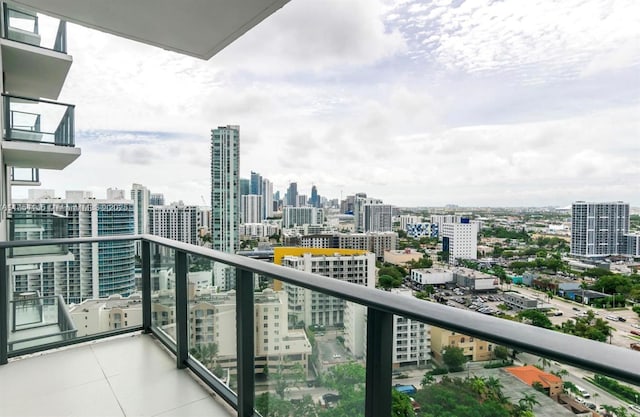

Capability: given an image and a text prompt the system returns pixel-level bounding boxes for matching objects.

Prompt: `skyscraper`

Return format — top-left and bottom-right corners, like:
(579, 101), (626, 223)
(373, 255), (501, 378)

(310, 185), (319, 208)
(131, 183), (150, 235)
(286, 182), (298, 207)
(571, 201), (629, 257)
(211, 125), (240, 253)
(250, 171), (263, 195)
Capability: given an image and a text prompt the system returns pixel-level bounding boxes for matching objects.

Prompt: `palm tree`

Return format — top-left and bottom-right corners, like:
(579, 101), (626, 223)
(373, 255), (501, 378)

(469, 376), (487, 399)
(537, 357), (551, 371)
(485, 376), (505, 402)
(518, 392), (540, 411)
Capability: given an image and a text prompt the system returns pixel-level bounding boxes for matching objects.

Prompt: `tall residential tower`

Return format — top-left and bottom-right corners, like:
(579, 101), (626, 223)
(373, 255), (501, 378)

(211, 126), (240, 253)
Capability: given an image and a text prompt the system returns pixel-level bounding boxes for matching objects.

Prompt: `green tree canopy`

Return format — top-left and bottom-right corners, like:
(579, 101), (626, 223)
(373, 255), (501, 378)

(442, 345), (468, 371)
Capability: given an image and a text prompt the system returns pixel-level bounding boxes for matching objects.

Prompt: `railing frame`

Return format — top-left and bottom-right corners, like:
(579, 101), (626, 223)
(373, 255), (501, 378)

(1, 234), (640, 417)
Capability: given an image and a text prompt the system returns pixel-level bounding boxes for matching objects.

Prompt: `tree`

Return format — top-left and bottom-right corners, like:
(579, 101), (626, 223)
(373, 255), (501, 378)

(379, 274), (402, 290)
(517, 310), (553, 329)
(421, 373), (435, 387)
(494, 345), (509, 362)
(392, 389), (415, 417)
(442, 345), (468, 371)
(517, 392), (540, 411)
(255, 392), (291, 417)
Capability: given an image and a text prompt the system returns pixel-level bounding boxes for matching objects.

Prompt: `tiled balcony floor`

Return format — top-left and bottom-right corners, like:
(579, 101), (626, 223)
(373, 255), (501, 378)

(0, 333), (235, 417)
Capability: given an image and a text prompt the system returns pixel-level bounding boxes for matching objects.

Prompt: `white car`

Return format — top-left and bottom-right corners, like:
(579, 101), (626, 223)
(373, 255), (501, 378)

(629, 404), (640, 413)
(605, 315), (619, 321)
(632, 323), (640, 330)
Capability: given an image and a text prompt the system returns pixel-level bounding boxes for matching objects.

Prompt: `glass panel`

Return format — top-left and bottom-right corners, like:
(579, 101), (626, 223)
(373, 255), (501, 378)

(6, 238), (140, 354)
(187, 257), (237, 391)
(4, 3), (66, 52)
(4, 95), (74, 146)
(256, 279), (365, 417)
(150, 243), (176, 348)
(7, 212), (68, 258)
(10, 167), (39, 183)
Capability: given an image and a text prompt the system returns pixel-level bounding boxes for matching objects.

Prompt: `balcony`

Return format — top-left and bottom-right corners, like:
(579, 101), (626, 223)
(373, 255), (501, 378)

(0, 1), (71, 100)
(2, 94), (80, 169)
(7, 213), (72, 265)
(1, 235), (639, 417)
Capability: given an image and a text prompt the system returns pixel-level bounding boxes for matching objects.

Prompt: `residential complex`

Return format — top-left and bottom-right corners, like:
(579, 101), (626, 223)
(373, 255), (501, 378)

(13, 190), (136, 302)
(570, 201), (630, 257)
(441, 218), (479, 264)
(430, 327), (496, 363)
(274, 247), (375, 327)
(148, 202), (199, 245)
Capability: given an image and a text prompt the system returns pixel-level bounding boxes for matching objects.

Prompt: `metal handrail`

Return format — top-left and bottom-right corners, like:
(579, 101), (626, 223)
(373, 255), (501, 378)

(0, 234), (638, 385)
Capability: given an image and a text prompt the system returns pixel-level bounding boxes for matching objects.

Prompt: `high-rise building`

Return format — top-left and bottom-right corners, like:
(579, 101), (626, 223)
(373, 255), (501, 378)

(250, 171), (262, 195)
(131, 183), (150, 235)
(275, 247), (375, 327)
(571, 201), (630, 258)
(211, 125), (240, 253)
(282, 206), (322, 228)
(13, 190), (135, 302)
(353, 196), (382, 232)
(363, 204), (393, 232)
(441, 218), (478, 264)
(241, 194), (262, 224)
(149, 202), (199, 245)
(286, 182), (298, 207)
(149, 193), (165, 206)
(261, 178), (273, 219)
(240, 178), (251, 197)
(310, 185), (319, 208)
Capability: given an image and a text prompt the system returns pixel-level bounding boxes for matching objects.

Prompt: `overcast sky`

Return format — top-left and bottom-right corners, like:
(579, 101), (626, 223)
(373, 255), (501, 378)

(20, 0), (640, 207)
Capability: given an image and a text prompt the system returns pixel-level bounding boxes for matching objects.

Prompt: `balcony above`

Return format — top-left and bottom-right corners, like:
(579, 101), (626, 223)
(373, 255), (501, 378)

(12, 0), (291, 60)
(2, 94), (80, 170)
(1, 2), (71, 100)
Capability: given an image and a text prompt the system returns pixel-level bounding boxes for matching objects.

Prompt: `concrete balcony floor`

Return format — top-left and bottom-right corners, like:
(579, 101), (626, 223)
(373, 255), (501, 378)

(0, 333), (235, 417)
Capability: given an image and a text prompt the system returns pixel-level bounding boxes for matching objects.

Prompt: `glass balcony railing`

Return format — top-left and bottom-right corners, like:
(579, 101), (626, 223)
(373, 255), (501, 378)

(10, 167), (39, 183)
(7, 213), (68, 258)
(1, 1), (67, 53)
(3, 94), (75, 146)
(1, 235), (639, 417)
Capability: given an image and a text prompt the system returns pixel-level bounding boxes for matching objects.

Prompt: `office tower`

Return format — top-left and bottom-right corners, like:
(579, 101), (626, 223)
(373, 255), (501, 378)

(261, 178), (273, 219)
(241, 194), (262, 224)
(13, 190), (135, 302)
(286, 182), (298, 207)
(211, 125), (240, 253)
(131, 183), (150, 235)
(282, 206), (322, 228)
(441, 218), (478, 264)
(149, 202), (198, 245)
(250, 171), (262, 195)
(150, 193), (165, 206)
(240, 178), (250, 197)
(275, 247), (375, 326)
(310, 185), (319, 208)
(297, 194), (307, 207)
(571, 201), (630, 257)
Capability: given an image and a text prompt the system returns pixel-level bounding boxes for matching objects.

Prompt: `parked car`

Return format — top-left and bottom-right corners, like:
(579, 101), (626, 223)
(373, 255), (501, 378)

(605, 315), (619, 321)
(617, 316), (626, 322)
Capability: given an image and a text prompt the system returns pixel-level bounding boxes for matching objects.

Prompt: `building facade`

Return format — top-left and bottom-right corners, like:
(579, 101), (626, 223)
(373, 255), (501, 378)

(149, 203), (199, 245)
(211, 125), (240, 253)
(571, 201), (630, 257)
(441, 219), (478, 264)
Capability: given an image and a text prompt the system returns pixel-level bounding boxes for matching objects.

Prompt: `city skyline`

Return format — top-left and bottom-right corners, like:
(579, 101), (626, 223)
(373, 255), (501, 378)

(9, 0), (639, 207)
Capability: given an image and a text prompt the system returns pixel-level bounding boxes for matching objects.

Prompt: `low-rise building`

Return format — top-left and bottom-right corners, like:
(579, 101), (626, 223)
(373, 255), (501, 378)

(384, 249), (423, 266)
(506, 365), (563, 398)
(430, 327), (495, 363)
(503, 292), (538, 310)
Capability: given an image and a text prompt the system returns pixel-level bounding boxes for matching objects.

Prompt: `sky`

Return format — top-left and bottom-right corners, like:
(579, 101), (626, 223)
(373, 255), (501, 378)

(20, 0), (640, 207)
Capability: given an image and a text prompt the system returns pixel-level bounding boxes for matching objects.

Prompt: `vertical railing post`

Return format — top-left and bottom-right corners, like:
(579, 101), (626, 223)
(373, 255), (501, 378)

(236, 268), (255, 417)
(175, 250), (188, 369)
(365, 307), (393, 417)
(0, 247), (8, 365)
(142, 239), (151, 333)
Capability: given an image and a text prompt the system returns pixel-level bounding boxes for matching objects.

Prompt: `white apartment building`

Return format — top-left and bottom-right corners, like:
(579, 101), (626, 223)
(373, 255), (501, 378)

(344, 289), (431, 368)
(149, 202), (199, 245)
(353, 196), (382, 232)
(69, 293), (143, 336)
(399, 215), (420, 231)
(282, 206), (323, 228)
(391, 289), (431, 368)
(241, 194), (262, 224)
(211, 125), (240, 253)
(239, 222), (280, 240)
(297, 231), (398, 260)
(280, 251), (376, 327)
(363, 204), (393, 232)
(571, 201), (630, 257)
(441, 220), (478, 264)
